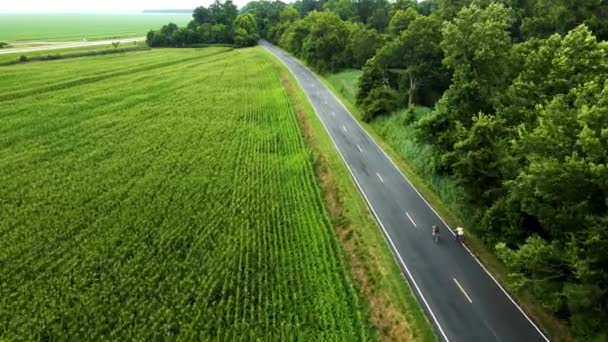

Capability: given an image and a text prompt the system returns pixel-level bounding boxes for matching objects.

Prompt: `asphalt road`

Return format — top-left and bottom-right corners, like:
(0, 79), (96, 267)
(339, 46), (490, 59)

(261, 40), (550, 342)
(0, 37), (144, 55)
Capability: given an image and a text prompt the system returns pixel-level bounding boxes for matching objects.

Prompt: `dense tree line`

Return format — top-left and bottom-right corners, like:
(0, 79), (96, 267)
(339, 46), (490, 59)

(146, 0), (259, 47)
(251, 0), (608, 339)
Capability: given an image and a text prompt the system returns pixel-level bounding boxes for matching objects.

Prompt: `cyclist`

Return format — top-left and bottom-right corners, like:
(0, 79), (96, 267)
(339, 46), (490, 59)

(432, 225), (440, 243)
(455, 226), (465, 243)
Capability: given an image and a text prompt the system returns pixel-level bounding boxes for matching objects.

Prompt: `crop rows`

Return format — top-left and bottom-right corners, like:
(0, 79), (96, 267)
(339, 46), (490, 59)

(0, 47), (370, 339)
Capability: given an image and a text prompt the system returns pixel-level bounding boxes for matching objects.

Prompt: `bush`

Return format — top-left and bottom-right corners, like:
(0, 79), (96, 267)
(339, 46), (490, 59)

(403, 108), (417, 125)
(0, 42), (9, 49)
(19, 55), (27, 63)
(361, 86), (400, 122)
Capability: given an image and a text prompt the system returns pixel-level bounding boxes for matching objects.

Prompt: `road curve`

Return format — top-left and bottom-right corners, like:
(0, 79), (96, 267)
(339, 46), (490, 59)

(0, 37), (145, 55)
(261, 40), (549, 342)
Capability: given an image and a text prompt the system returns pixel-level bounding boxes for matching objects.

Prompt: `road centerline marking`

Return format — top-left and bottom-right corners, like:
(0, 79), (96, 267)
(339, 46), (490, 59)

(376, 172), (384, 183)
(331, 111), (335, 117)
(356, 144), (362, 153)
(453, 278), (473, 303)
(405, 211), (417, 228)
(342, 125), (348, 133)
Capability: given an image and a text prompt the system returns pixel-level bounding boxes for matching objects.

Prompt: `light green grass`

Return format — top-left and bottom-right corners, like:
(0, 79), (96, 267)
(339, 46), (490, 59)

(0, 47), (371, 340)
(0, 42), (147, 65)
(324, 69), (573, 342)
(0, 13), (191, 41)
(264, 51), (436, 342)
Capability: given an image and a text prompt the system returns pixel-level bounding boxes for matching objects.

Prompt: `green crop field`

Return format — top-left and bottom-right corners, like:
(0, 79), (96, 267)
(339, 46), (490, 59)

(0, 47), (370, 339)
(0, 13), (191, 41)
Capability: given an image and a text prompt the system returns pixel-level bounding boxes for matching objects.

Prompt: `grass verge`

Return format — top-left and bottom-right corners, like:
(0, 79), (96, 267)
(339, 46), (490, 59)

(262, 48), (436, 342)
(321, 71), (574, 342)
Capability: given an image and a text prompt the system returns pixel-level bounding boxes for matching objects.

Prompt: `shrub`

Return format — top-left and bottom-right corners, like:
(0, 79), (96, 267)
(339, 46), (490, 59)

(361, 86), (400, 122)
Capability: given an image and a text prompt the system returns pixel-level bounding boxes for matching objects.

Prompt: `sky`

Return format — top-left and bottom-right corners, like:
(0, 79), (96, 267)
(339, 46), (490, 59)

(0, 0), (254, 12)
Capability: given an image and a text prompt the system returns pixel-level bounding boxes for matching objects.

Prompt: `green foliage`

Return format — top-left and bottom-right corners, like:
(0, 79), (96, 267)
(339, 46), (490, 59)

(0, 47), (370, 340)
(0, 41), (9, 48)
(390, 0), (418, 17)
(344, 23), (383, 69)
(323, 0), (356, 21)
(233, 13), (260, 47)
(356, 59), (385, 105)
(301, 11), (349, 72)
(241, 0), (286, 38)
(440, 3), (513, 121)
(388, 8), (418, 36)
(518, 0), (608, 41)
(502, 25), (608, 127)
(437, 0), (471, 20)
(363, 14), (449, 107)
(280, 6), (300, 22)
(361, 86), (400, 122)
(444, 113), (511, 204)
(368, 5), (390, 32)
(148, 0), (248, 47)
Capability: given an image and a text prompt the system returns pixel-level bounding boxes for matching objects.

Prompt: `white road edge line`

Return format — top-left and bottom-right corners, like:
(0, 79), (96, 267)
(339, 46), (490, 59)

(282, 46), (551, 342)
(376, 172), (384, 183)
(453, 278), (473, 303)
(264, 42), (451, 342)
(342, 125), (348, 133)
(406, 211), (417, 228)
(356, 144), (362, 153)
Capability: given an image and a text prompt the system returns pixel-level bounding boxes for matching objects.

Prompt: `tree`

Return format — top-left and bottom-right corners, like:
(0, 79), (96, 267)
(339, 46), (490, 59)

(345, 23), (383, 68)
(268, 6), (300, 43)
(323, 0), (356, 21)
(280, 6), (300, 22)
(193, 6), (211, 25)
(419, 3), (513, 161)
(501, 25), (608, 127)
(356, 58), (385, 105)
(242, 1), (286, 38)
(208, 0), (238, 28)
(278, 19), (309, 55)
(373, 15), (449, 107)
(437, 0), (471, 20)
(444, 113), (510, 204)
(233, 14), (260, 47)
(388, 8), (418, 36)
(417, 0), (440, 16)
(301, 11), (349, 72)
(294, 0), (324, 17)
(211, 24), (231, 43)
(361, 86), (400, 121)
(390, 0), (417, 17)
(440, 3), (513, 121)
(197, 23), (214, 43)
(367, 0), (390, 32)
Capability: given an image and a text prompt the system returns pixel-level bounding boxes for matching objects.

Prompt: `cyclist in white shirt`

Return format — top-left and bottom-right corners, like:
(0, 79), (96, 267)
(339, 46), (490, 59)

(455, 227), (464, 243)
